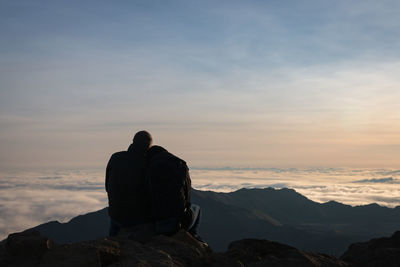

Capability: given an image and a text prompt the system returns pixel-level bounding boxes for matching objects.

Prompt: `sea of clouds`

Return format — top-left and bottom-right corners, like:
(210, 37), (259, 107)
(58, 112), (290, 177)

(0, 167), (399, 240)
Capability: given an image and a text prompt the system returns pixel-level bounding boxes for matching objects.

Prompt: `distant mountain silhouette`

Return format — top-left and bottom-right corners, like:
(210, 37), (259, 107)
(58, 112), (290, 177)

(21, 188), (400, 256)
(31, 208), (109, 244)
(192, 188), (400, 255)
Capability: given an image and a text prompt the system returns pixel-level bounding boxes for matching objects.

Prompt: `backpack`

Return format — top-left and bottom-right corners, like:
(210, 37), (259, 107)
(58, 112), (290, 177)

(146, 151), (192, 234)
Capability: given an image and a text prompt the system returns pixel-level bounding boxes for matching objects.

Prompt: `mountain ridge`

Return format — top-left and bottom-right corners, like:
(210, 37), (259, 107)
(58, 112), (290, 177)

(3, 187), (399, 256)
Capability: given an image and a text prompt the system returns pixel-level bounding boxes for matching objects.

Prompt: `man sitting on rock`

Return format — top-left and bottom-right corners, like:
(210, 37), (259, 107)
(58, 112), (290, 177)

(105, 130), (153, 236)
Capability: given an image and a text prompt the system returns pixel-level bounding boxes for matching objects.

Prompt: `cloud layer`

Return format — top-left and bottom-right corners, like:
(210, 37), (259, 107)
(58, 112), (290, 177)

(191, 168), (400, 209)
(0, 169), (108, 240)
(353, 177), (399, 184)
(1, 167), (399, 240)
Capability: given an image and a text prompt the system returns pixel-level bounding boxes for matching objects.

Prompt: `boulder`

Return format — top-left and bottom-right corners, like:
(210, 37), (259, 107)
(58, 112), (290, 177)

(0, 229), (210, 267)
(209, 238), (349, 267)
(1, 230), (53, 266)
(341, 231), (400, 267)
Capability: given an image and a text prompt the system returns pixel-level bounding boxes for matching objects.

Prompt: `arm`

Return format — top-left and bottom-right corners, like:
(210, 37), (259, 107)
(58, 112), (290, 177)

(105, 156), (112, 192)
(183, 162), (191, 206)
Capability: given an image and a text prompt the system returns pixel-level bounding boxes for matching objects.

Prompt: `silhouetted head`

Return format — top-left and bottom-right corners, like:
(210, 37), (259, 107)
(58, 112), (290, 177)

(130, 130), (153, 154)
(146, 145), (167, 160)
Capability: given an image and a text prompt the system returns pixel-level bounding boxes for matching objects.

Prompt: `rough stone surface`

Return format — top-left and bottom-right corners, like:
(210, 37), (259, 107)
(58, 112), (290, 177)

(1, 229), (400, 266)
(341, 231), (400, 267)
(209, 239), (349, 267)
(1, 230), (53, 267)
(0, 229), (209, 267)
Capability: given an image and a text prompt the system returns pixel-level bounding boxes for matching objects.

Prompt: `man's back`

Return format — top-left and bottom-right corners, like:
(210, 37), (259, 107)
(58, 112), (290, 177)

(106, 147), (151, 224)
(146, 146), (192, 234)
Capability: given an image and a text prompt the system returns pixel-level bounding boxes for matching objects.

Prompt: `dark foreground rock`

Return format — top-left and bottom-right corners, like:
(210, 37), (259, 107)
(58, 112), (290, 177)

(341, 231), (400, 267)
(210, 239), (349, 267)
(1, 229), (398, 267)
(0, 229), (209, 267)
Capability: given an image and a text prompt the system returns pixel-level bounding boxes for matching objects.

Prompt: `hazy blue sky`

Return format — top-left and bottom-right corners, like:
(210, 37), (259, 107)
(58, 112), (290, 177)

(1, 0), (399, 168)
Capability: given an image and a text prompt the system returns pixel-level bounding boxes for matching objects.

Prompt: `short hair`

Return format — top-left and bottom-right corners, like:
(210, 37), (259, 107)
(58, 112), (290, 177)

(146, 145), (167, 160)
(132, 130), (153, 153)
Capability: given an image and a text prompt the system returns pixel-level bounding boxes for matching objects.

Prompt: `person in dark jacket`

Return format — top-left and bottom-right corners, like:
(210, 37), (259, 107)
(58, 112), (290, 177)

(105, 130), (153, 236)
(146, 145), (201, 238)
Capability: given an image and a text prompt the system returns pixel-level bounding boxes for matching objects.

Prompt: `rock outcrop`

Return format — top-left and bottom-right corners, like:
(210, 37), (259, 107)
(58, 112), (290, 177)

(209, 239), (349, 267)
(0, 229), (209, 267)
(1, 229), (399, 266)
(341, 231), (400, 267)
(0, 229), (351, 267)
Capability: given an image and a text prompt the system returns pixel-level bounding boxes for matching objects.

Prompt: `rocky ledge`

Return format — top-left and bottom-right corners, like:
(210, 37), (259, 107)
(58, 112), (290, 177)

(341, 231), (400, 267)
(1, 229), (399, 266)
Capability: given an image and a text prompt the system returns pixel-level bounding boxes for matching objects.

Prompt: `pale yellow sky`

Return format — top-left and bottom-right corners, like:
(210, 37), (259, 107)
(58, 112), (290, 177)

(1, 1), (399, 169)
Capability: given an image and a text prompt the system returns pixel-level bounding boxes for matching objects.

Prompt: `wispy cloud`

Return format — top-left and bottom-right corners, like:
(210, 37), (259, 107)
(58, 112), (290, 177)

(1, 1), (400, 168)
(353, 177), (399, 184)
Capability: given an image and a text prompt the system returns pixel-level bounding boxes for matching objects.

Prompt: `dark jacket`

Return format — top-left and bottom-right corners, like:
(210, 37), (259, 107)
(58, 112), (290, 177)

(146, 149), (192, 234)
(105, 144), (151, 224)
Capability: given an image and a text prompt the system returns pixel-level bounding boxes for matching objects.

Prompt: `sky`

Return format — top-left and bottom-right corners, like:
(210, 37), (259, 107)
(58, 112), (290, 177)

(1, 0), (400, 169)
